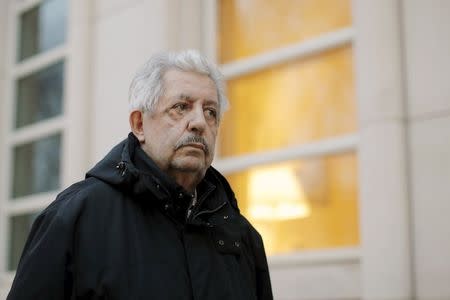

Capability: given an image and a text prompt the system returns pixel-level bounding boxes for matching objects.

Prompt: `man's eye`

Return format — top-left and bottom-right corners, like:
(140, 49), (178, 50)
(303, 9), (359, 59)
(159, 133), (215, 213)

(205, 108), (217, 119)
(173, 103), (188, 112)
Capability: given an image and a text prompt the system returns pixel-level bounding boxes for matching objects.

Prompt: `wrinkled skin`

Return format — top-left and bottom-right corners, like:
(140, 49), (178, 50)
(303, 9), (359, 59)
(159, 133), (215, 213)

(130, 69), (219, 192)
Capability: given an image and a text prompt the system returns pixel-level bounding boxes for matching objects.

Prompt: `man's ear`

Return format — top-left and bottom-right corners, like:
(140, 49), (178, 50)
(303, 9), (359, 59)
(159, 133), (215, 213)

(129, 110), (145, 142)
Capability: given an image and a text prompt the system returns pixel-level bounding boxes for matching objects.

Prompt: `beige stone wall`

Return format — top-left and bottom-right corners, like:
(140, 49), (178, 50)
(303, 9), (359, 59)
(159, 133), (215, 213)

(403, 1), (450, 299)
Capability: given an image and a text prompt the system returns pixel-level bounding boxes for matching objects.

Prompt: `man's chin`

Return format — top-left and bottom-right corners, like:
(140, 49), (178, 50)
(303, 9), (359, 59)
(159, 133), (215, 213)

(170, 157), (208, 173)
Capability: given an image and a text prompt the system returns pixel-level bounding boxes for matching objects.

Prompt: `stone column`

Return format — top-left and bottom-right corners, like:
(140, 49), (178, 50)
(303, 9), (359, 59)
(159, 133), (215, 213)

(352, 0), (412, 299)
(64, 0), (93, 185)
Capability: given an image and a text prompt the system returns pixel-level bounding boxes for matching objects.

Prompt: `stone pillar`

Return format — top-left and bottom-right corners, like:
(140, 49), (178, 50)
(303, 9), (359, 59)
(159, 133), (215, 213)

(352, 0), (412, 299)
(64, 0), (93, 184)
(403, 1), (450, 299)
(0, 1), (9, 296)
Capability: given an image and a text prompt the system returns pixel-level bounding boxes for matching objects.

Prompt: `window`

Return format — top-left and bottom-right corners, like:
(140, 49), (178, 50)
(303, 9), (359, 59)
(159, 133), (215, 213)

(15, 61), (64, 128)
(18, 0), (67, 61)
(12, 134), (62, 198)
(8, 212), (40, 271)
(216, 0), (359, 255)
(2, 0), (68, 272)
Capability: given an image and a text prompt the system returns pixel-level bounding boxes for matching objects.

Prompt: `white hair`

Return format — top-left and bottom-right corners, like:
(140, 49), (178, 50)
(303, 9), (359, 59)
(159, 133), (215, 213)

(128, 49), (229, 120)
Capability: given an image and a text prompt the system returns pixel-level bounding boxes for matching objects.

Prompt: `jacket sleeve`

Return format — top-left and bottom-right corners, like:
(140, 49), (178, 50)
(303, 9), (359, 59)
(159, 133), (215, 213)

(7, 198), (76, 300)
(248, 226), (274, 300)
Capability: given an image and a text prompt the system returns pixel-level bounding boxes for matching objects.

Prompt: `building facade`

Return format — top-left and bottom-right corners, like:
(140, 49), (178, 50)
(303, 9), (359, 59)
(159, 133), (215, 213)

(0, 0), (449, 299)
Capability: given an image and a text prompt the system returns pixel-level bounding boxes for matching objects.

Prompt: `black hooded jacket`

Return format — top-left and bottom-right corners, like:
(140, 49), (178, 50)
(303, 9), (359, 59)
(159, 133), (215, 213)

(7, 133), (273, 300)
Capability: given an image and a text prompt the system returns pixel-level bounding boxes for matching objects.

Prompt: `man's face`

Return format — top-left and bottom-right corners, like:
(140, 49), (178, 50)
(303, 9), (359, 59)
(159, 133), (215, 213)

(140, 69), (219, 178)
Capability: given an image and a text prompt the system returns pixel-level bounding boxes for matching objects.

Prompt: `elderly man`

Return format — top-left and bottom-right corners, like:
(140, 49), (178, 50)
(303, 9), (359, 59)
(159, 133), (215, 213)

(8, 50), (273, 299)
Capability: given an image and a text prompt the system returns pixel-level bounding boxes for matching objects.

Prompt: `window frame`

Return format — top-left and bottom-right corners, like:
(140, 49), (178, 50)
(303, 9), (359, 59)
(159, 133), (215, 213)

(205, 0), (361, 263)
(1, 0), (91, 290)
(0, 0), (68, 279)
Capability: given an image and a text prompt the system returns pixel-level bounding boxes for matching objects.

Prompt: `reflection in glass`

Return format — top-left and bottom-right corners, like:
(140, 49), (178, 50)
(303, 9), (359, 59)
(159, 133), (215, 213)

(226, 152), (359, 254)
(15, 61), (64, 128)
(12, 134), (61, 198)
(18, 0), (67, 61)
(8, 212), (40, 270)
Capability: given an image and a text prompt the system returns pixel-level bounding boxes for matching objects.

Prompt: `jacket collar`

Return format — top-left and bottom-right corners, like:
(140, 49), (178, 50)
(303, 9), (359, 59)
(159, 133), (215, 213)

(86, 133), (227, 212)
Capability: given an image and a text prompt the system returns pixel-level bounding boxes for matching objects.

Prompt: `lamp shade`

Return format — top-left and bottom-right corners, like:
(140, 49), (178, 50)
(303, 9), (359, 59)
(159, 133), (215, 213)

(247, 165), (311, 220)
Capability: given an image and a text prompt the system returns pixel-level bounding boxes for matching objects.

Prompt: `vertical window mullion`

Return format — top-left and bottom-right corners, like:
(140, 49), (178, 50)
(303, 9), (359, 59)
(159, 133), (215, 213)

(0, 1), (20, 275)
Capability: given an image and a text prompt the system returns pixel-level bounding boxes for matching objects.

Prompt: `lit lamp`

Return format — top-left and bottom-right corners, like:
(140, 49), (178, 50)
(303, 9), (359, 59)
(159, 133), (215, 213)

(247, 166), (311, 221)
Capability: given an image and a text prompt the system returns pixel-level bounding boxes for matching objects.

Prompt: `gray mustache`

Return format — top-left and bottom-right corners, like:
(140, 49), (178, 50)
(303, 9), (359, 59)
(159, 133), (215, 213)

(174, 136), (209, 154)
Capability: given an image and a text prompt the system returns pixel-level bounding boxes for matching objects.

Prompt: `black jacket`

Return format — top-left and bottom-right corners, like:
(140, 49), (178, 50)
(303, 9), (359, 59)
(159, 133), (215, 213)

(8, 133), (273, 300)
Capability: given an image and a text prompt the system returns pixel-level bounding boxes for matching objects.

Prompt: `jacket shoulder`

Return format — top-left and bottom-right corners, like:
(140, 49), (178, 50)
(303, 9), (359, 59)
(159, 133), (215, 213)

(41, 177), (119, 222)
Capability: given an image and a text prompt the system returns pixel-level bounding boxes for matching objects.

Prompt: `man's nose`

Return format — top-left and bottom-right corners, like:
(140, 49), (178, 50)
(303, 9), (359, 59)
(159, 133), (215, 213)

(187, 107), (207, 133)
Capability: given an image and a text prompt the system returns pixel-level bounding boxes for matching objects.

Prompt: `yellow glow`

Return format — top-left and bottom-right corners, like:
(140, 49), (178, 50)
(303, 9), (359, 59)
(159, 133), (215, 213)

(248, 166), (311, 220)
(219, 0), (352, 63)
(218, 0), (359, 254)
(219, 46), (356, 157)
(226, 154), (359, 254)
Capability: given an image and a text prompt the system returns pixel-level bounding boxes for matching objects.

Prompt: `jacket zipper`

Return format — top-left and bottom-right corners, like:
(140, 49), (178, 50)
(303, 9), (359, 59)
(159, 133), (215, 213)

(192, 201), (227, 221)
(186, 191), (198, 220)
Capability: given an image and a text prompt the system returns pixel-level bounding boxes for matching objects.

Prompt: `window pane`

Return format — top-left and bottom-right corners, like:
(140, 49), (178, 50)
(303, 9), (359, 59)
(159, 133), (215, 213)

(226, 152), (359, 254)
(12, 133), (61, 198)
(219, 46), (355, 157)
(219, 0), (351, 63)
(8, 212), (40, 270)
(15, 61), (64, 128)
(18, 0), (68, 61)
